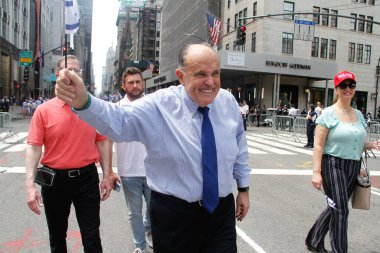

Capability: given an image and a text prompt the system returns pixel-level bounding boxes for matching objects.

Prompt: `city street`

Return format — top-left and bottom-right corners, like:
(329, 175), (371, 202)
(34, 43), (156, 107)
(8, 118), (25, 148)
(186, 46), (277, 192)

(0, 118), (379, 253)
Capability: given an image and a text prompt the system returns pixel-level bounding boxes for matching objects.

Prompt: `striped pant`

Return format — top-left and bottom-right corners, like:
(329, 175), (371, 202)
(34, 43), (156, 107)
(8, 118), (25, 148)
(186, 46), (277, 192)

(306, 154), (360, 253)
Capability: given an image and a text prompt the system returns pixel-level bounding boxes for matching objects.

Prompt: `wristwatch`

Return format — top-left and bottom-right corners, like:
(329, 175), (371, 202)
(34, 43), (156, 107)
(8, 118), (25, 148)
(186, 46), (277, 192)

(237, 187), (249, 192)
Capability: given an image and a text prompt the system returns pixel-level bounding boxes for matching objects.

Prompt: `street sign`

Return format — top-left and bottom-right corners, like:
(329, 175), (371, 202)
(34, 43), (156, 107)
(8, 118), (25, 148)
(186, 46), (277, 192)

(294, 19), (315, 41)
(19, 50), (33, 67)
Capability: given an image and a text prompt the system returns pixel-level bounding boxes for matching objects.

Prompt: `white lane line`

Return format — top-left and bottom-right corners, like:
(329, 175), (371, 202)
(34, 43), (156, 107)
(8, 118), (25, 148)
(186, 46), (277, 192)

(246, 135), (313, 156)
(4, 132), (28, 143)
(0, 143), (11, 150)
(236, 226), (266, 253)
(249, 133), (306, 148)
(247, 140), (295, 155)
(249, 168), (380, 176)
(4, 144), (27, 152)
(248, 147), (267, 154)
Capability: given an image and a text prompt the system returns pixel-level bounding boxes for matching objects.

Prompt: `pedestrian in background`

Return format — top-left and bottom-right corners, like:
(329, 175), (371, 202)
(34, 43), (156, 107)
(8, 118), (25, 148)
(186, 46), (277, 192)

(240, 100), (249, 131)
(55, 43), (250, 253)
(108, 67), (153, 253)
(315, 101), (323, 117)
(305, 105), (317, 148)
(305, 70), (380, 253)
(25, 55), (112, 253)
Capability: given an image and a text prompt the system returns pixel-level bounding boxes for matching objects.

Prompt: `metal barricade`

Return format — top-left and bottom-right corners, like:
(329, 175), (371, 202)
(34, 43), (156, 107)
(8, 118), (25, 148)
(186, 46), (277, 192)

(271, 116), (307, 142)
(0, 112), (18, 141)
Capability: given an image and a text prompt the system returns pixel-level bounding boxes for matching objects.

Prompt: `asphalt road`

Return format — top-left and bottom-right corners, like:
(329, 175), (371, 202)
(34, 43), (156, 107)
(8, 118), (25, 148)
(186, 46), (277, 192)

(0, 118), (379, 253)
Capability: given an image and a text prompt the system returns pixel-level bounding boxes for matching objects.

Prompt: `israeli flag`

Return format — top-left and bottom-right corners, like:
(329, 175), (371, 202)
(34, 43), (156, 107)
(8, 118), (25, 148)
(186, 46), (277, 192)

(65, 0), (80, 34)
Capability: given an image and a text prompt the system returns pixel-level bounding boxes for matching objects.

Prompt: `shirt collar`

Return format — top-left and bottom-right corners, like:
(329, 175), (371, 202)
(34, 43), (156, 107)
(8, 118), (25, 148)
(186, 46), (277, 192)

(54, 97), (67, 107)
(179, 84), (214, 116)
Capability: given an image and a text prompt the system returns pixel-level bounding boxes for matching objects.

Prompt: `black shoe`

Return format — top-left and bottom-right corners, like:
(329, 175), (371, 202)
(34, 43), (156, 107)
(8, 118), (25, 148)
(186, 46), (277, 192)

(304, 144), (310, 147)
(305, 241), (327, 253)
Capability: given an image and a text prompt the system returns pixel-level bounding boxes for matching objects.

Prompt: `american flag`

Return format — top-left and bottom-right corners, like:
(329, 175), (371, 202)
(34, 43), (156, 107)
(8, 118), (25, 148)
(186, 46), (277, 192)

(206, 12), (222, 47)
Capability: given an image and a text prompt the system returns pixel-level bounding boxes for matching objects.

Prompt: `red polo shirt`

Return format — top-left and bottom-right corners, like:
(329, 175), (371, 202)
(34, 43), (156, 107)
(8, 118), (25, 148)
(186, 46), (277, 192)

(27, 98), (107, 169)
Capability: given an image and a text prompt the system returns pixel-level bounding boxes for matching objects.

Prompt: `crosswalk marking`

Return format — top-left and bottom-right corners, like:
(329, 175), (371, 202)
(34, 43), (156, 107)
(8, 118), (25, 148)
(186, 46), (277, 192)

(246, 135), (313, 156)
(1, 131), (379, 157)
(247, 140), (295, 155)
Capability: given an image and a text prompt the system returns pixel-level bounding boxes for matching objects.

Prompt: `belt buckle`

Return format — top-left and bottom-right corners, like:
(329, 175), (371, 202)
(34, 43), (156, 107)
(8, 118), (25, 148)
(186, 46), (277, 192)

(198, 200), (203, 206)
(68, 170), (80, 178)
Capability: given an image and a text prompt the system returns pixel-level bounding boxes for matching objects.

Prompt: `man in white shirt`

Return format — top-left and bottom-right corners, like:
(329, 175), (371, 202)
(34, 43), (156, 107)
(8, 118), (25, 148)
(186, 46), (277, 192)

(315, 102), (322, 117)
(109, 67), (152, 253)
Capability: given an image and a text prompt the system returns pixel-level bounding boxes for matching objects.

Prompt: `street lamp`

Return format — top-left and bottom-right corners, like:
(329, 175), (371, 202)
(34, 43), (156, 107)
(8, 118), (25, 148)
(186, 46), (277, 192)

(375, 57), (380, 119)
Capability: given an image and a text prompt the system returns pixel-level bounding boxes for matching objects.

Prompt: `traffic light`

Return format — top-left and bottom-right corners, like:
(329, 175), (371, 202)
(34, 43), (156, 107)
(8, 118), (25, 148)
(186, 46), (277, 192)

(23, 67), (29, 82)
(63, 46), (67, 56)
(236, 25), (246, 45)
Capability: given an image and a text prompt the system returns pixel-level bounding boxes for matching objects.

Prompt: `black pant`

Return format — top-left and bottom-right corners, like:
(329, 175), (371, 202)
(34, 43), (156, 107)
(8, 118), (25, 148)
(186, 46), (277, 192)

(306, 124), (315, 146)
(306, 155), (360, 253)
(242, 115), (247, 131)
(150, 191), (237, 253)
(41, 163), (102, 253)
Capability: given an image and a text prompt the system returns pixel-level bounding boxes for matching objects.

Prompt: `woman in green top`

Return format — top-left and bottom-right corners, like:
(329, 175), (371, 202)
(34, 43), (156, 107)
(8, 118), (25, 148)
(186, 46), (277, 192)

(305, 70), (380, 253)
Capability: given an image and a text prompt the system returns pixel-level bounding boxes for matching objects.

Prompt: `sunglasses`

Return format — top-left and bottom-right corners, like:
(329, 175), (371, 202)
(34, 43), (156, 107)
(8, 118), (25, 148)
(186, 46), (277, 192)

(338, 82), (356, 89)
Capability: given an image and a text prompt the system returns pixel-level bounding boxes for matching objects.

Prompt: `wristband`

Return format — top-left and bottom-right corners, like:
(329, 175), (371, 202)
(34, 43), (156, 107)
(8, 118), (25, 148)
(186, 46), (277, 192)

(238, 187), (249, 192)
(73, 93), (91, 111)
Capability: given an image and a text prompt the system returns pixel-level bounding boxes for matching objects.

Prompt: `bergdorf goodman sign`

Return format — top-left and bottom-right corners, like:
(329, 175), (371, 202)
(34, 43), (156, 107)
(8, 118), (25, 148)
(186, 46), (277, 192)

(265, 60), (311, 70)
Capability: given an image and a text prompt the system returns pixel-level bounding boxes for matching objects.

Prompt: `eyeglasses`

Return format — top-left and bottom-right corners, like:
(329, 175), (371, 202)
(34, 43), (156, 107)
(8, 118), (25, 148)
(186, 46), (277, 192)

(68, 68), (82, 75)
(338, 82), (356, 90)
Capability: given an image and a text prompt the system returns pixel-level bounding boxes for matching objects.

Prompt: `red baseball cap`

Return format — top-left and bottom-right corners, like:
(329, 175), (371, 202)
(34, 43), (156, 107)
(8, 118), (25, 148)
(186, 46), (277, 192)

(334, 70), (356, 87)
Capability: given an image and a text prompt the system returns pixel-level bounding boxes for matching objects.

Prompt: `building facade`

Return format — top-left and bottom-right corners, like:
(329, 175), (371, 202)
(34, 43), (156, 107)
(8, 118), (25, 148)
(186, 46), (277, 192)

(148, 0), (380, 116)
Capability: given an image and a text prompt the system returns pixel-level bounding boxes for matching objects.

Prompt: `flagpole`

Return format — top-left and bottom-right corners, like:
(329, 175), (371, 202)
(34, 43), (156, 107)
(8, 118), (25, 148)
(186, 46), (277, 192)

(65, 34), (68, 68)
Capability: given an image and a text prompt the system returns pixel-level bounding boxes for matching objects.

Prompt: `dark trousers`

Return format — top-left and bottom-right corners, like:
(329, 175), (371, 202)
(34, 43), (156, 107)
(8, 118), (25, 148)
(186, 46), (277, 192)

(306, 155), (360, 253)
(242, 115), (247, 131)
(41, 164), (102, 253)
(150, 191), (237, 253)
(306, 124), (315, 146)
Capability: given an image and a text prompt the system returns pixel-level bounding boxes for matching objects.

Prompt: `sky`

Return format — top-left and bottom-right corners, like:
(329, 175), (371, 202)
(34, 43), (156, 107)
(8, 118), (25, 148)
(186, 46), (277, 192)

(91, 0), (120, 92)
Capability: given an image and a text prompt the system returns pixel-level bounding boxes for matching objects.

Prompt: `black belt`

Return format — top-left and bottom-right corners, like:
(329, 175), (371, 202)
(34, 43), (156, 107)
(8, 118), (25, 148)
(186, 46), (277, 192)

(151, 190), (231, 208)
(44, 163), (96, 178)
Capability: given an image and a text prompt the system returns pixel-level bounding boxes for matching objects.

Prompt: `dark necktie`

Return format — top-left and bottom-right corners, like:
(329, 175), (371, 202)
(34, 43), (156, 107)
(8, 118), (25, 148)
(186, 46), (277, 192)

(198, 107), (219, 213)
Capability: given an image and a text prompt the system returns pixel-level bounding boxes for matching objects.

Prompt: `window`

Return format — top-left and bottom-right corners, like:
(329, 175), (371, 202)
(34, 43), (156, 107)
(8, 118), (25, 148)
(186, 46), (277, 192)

(321, 8), (329, 26)
(329, 40), (337, 60)
(311, 37), (319, 57)
(226, 44), (229, 50)
(368, 0), (375, 4)
(364, 45), (371, 64)
(358, 15), (365, 32)
(348, 42), (355, 62)
(227, 18), (230, 33)
(360, 0), (366, 3)
(320, 38), (328, 58)
(251, 32), (256, 53)
(155, 51), (159, 57)
(313, 6), (320, 24)
(366, 16), (373, 33)
(331, 10), (338, 27)
(243, 8), (247, 25)
(156, 31), (160, 37)
(156, 41), (160, 47)
(235, 13), (238, 28)
(282, 32), (293, 54)
(283, 1), (294, 20)
(253, 2), (257, 17)
(228, 0), (231, 8)
(350, 14), (357, 30)
(356, 44), (363, 63)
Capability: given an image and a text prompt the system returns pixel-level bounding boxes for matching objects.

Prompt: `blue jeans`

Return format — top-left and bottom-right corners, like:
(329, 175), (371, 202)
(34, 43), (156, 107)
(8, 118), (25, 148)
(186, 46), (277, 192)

(121, 176), (151, 250)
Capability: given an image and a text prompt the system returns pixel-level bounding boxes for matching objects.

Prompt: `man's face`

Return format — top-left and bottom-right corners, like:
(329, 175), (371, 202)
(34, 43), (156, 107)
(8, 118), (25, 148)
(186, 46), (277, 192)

(121, 73), (144, 100)
(59, 59), (81, 76)
(176, 45), (221, 107)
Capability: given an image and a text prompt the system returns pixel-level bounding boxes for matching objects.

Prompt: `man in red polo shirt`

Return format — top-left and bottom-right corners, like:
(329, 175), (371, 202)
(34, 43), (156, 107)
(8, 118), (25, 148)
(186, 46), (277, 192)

(25, 55), (111, 253)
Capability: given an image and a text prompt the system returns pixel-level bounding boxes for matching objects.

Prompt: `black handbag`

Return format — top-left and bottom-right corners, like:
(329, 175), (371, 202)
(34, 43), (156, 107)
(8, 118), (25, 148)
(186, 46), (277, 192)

(34, 166), (56, 187)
